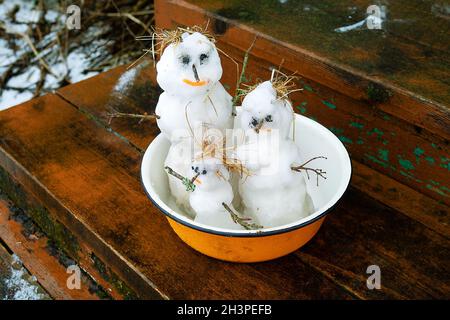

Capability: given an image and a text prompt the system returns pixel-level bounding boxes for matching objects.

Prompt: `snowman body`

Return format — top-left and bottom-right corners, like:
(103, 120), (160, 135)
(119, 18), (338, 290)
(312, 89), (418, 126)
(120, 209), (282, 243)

(155, 32), (233, 143)
(164, 136), (195, 217)
(236, 81), (314, 228)
(238, 135), (313, 228)
(156, 83), (232, 142)
(189, 159), (244, 230)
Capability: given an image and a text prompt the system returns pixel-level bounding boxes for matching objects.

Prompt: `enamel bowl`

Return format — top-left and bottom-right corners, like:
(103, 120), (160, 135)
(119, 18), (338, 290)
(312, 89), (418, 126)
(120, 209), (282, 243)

(141, 111), (351, 262)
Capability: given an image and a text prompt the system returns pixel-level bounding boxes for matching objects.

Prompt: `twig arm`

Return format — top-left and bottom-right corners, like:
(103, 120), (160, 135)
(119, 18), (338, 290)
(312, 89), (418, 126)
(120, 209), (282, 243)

(165, 166), (196, 192)
(291, 156), (328, 186)
(222, 203), (263, 230)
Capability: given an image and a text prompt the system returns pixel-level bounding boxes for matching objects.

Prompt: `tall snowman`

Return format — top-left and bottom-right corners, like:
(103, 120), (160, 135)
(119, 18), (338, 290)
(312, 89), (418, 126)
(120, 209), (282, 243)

(156, 30), (233, 215)
(236, 80), (314, 228)
(155, 31), (233, 143)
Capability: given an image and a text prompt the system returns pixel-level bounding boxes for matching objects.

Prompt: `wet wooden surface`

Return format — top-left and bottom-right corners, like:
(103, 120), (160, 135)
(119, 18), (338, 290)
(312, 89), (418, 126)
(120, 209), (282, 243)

(0, 235), (50, 300)
(0, 64), (449, 299)
(155, 0), (450, 207)
(187, 0), (450, 106)
(0, 193), (107, 300)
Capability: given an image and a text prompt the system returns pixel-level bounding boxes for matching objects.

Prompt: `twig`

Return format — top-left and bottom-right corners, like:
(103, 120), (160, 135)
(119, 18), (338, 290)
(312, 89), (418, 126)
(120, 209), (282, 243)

(107, 110), (160, 125)
(231, 36), (257, 116)
(165, 166), (197, 192)
(222, 203), (263, 230)
(291, 156), (328, 186)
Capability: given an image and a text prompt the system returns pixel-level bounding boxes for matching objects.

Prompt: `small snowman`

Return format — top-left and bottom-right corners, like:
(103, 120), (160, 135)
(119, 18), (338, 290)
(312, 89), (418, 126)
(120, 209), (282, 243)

(155, 30), (233, 143)
(236, 80), (314, 228)
(164, 124), (224, 217)
(188, 157), (244, 230)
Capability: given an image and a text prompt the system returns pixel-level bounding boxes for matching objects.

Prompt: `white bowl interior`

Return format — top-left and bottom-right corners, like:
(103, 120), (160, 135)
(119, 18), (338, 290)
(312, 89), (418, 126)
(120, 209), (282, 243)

(141, 110), (351, 235)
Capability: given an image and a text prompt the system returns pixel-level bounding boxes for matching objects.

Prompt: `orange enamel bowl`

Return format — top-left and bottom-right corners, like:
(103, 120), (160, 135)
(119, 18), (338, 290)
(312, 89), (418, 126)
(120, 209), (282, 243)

(141, 111), (351, 263)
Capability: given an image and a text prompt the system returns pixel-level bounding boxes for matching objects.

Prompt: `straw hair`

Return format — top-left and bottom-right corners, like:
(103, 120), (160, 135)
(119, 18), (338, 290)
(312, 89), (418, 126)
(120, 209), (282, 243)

(193, 125), (251, 178)
(236, 69), (302, 103)
(136, 25), (216, 56)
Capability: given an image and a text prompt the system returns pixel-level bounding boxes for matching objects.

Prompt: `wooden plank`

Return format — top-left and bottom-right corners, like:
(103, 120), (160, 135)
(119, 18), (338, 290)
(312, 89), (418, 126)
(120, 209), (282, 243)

(186, 0), (450, 106)
(0, 197), (99, 300)
(2, 83), (449, 298)
(0, 94), (355, 299)
(154, 0), (450, 205)
(351, 160), (449, 238)
(56, 63), (449, 240)
(56, 63), (161, 151)
(298, 187), (450, 299)
(0, 236), (50, 300)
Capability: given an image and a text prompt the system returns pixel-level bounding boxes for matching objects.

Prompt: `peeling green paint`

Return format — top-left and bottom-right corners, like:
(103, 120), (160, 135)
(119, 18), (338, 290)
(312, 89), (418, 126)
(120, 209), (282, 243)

(425, 156), (435, 165)
(382, 114), (391, 121)
(400, 170), (421, 182)
(338, 136), (353, 144)
(321, 100), (336, 110)
(349, 121), (364, 129)
(413, 147), (425, 164)
(365, 154), (388, 168)
(295, 101), (307, 114)
(329, 127), (343, 134)
(413, 147), (425, 157)
(302, 83), (313, 92)
(431, 143), (440, 150)
(368, 128), (384, 137)
(429, 180), (439, 186)
(426, 184), (447, 197)
(378, 149), (389, 162)
(398, 157), (415, 170)
(440, 156), (450, 170)
(356, 138), (364, 145)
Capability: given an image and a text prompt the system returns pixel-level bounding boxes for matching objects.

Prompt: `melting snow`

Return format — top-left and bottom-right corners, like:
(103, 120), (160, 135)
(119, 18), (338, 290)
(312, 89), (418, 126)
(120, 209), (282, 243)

(2, 254), (47, 300)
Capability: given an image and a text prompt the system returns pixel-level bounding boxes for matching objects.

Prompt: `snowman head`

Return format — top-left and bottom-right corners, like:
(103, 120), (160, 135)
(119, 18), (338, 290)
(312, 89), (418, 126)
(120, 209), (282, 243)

(156, 31), (222, 97)
(190, 157), (230, 190)
(240, 81), (294, 138)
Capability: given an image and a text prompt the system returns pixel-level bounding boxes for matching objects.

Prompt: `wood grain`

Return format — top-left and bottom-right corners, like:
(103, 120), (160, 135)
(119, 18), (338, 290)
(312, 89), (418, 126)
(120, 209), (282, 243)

(0, 80), (448, 299)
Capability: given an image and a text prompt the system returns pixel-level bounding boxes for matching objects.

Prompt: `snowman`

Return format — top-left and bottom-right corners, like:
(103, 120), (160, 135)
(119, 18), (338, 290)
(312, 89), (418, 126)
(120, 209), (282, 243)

(236, 80), (314, 228)
(188, 157), (245, 230)
(155, 31), (233, 143)
(165, 124), (230, 218)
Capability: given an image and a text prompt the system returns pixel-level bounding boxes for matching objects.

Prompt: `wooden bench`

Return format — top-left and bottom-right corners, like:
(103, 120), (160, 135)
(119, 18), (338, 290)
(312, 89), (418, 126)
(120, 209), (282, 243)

(0, 0), (448, 299)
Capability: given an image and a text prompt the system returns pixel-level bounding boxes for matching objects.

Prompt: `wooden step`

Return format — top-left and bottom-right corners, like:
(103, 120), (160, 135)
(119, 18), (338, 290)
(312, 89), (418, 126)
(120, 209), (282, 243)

(0, 63), (448, 299)
(0, 231), (50, 300)
(0, 195), (99, 300)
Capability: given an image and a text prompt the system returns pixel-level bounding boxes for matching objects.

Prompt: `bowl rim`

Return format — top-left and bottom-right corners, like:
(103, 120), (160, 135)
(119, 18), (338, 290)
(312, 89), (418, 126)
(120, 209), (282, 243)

(140, 113), (352, 238)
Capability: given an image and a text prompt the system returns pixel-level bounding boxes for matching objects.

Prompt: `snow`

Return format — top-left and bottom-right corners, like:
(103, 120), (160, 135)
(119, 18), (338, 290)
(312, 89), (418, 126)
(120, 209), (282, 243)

(3, 254), (47, 300)
(0, 1), (104, 111)
(114, 67), (138, 93)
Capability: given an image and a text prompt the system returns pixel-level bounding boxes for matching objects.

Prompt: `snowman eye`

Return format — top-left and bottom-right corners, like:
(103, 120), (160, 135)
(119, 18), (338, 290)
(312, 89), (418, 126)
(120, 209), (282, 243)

(199, 53), (209, 64)
(265, 115), (273, 122)
(202, 169), (207, 175)
(180, 55), (190, 65)
(250, 117), (258, 127)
